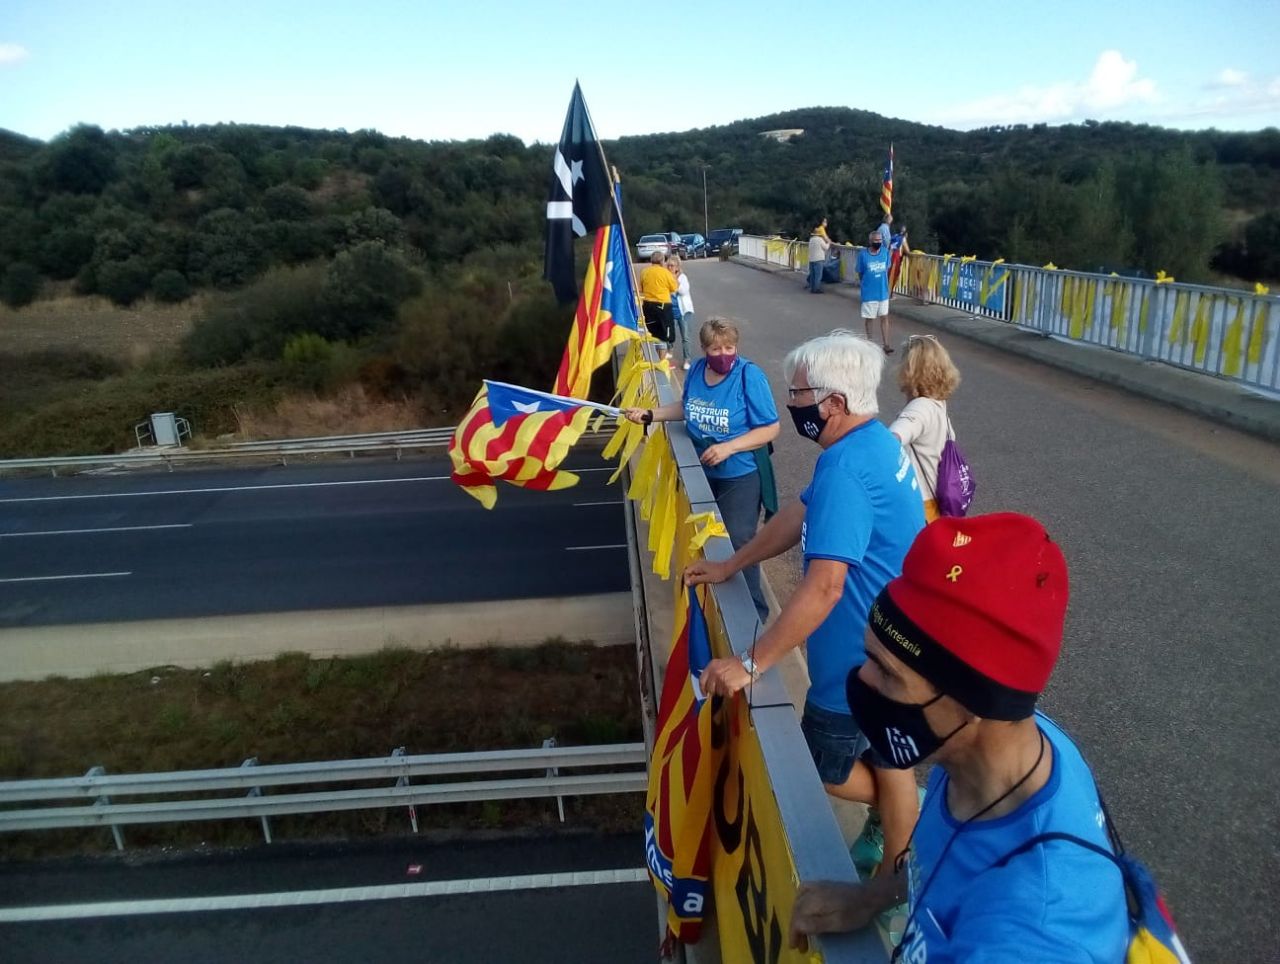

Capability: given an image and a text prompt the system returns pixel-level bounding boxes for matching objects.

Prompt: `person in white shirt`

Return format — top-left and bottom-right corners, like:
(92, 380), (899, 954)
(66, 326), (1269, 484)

(667, 255), (696, 371)
(807, 219), (833, 293)
(889, 334), (961, 522)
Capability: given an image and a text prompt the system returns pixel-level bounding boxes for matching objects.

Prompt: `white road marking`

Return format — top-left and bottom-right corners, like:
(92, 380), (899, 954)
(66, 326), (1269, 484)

(0, 524), (193, 538)
(572, 501), (624, 507)
(564, 544), (628, 551)
(0, 477), (452, 504)
(0, 571), (132, 584)
(0, 867), (649, 921)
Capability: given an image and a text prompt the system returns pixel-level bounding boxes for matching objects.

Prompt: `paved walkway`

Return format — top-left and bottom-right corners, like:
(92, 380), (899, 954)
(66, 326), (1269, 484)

(678, 256), (1280, 963)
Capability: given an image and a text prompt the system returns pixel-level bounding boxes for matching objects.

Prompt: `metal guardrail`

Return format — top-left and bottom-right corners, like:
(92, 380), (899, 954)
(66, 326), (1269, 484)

(740, 235), (1280, 392)
(0, 744), (647, 843)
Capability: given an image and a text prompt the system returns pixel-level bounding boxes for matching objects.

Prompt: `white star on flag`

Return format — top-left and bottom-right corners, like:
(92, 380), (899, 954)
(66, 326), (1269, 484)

(603, 261), (614, 291)
(513, 400), (542, 414)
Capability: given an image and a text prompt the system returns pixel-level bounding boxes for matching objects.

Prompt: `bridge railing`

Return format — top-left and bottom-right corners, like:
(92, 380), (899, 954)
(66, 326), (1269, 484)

(739, 236), (1280, 393)
(629, 344), (884, 963)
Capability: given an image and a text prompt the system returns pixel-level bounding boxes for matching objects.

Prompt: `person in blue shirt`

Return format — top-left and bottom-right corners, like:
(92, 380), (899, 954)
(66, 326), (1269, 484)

(790, 513), (1130, 963)
(857, 230), (895, 354)
(623, 317), (780, 621)
(686, 329), (925, 914)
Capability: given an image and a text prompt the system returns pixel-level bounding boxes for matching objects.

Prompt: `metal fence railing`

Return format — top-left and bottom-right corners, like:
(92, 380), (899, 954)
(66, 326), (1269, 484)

(739, 236), (1280, 393)
(0, 743), (647, 849)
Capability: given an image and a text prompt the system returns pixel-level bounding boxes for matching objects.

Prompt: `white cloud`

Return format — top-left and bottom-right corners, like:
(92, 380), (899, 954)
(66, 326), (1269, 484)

(933, 50), (1159, 128)
(1212, 68), (1248, 88)
(0, 43), (29, 66)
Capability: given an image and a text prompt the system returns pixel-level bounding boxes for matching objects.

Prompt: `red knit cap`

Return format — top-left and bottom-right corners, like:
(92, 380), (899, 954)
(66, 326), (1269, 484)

(868, 512), (1069, 720)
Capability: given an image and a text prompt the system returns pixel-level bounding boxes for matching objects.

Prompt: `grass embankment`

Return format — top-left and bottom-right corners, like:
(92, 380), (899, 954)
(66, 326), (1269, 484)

(0, 642), (644, 859)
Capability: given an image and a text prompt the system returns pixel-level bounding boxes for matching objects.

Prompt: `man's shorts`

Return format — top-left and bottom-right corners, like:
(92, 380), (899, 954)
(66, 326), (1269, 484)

(801, 700), (886, 785)
(642, 301), (673, 344)
(860, 299), (890, 319)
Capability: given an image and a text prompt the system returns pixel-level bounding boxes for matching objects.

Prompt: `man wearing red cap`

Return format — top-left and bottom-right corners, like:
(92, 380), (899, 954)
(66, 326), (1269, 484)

(790, 513), (1130, 962)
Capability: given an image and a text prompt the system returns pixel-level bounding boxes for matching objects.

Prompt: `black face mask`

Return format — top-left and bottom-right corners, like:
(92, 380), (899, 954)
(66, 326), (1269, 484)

(847, 669), (968, 769)
(788, 403), (826, 443)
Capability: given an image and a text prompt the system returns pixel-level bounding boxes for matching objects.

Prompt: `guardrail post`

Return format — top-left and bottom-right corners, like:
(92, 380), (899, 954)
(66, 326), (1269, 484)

(542, 737), (565, 823)
(391, 746), (419, 833)
(241, 757), (272, 843)
(85, 766), (125, 851)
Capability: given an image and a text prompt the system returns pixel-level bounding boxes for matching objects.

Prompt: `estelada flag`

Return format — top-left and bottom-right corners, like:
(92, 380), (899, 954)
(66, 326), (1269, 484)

(880, 143), (894, 215)
(644, 584), (717, 944)
(448, 385), (594, 509)
(553, 220), (640, 399)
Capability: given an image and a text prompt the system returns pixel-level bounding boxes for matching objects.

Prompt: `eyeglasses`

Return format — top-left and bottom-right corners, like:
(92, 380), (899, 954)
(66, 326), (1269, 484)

(907, 334), (938, 344)
(787, 385), (831, 399)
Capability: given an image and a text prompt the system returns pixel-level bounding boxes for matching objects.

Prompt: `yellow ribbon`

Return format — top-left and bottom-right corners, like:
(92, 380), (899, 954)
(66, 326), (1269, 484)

(1042, 262), (1058, 270)
(979, 259), (1008, 307)
(1190, 295), (1213, 365)
(685, 512), (729, 552)
(948, 255), (976, 299)
(1255, 283), (1271, 296)
(1222, 297), (1246, 376)
(1155, 270), (1174, 285)
(1168, 292), (1190, 345)
(1248, 302), (1271, 366)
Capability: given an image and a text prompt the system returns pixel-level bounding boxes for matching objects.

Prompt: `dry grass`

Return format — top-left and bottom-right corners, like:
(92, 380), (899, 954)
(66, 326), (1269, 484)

(0, 287), (203, 363)
(221, 385), (429, 442)
(0, 642), (643, 858)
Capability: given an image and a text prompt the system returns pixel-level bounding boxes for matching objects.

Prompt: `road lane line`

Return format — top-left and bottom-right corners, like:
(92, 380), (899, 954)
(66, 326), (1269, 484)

(0, 524), (193, 538)
(0, 572), (132, 584)
(564, 544), (627, 551)
(0, 867), (649, 921)
(0, 477), (452, 504)
(572, 501), (624, 507)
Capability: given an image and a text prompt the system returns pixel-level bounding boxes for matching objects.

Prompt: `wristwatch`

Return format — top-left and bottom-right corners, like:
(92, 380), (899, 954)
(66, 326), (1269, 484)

(739, 654), (761, 680)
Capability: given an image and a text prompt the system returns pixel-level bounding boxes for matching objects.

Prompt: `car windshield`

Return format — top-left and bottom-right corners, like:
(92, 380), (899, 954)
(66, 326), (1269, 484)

(638, 235), (665, 243)
(682, 235), (698, 242)
(708, 230), (733, 240)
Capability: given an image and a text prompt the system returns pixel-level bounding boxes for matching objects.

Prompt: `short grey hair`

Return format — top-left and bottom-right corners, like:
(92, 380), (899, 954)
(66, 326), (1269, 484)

(784, 329), (884, 416)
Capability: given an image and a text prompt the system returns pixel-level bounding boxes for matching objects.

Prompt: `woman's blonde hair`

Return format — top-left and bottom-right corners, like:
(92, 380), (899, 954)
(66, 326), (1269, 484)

(699, 317), (740, 349)
(898, 334), (960, 400)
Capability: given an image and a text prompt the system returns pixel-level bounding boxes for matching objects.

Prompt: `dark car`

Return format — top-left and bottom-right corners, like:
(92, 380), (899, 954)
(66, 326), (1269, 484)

(681, 233), (708, 258)
(707, 228), (740, 255)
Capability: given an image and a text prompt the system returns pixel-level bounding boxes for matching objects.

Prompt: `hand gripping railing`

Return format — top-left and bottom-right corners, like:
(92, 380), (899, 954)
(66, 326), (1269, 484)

(0, 743), (648, 847)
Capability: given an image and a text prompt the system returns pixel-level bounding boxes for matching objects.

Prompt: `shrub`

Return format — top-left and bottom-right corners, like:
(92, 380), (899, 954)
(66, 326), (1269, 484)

(96, 256), (152, 306)
(183, 263), (327, 366)
(0, 261), (41, 307)
(319, 241), (423, 339)
(151, 268), (192, 303)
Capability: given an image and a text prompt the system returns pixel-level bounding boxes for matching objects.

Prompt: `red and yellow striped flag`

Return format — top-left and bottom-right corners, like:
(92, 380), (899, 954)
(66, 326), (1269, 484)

(880, 143), (894, 215)
(448, 385), (594, 509)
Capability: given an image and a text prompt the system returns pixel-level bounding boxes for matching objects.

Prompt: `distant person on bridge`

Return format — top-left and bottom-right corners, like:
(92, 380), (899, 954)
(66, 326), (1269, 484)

(856, 231), (894, 353)
(808, 219), (833, 293)
(640, 252), (678, 360)
(890, 334), (961, 523)
(666, 254), (695, 371)
(623, 318), (779, 621)
(877, 211), (893, 250)
(685, 330), (924, 913)
(790, 513), (1129, 963)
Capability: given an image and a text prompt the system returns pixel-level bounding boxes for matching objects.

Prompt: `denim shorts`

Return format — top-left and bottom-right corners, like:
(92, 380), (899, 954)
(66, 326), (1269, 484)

(801, 700), (882, 785)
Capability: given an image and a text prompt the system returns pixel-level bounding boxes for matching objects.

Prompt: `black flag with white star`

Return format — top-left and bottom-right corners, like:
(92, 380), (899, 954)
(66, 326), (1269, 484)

(544, 82), (613, 303)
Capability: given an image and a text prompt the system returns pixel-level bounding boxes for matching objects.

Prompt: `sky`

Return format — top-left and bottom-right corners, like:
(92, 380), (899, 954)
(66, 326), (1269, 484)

(2, 0), (1278, 145)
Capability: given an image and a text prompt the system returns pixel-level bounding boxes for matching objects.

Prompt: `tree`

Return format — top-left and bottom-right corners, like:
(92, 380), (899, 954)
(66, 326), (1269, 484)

(40, 125), (118, 195)
(187, 208), (265, 289)
(320, 241), (423, 339)
(1, 262), (41, 307)
(96, 256), (151, 306)
(151, 269), (192, 303)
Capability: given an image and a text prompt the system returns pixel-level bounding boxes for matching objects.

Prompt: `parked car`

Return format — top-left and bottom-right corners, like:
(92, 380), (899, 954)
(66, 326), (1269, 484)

(636, 231), (685, 261)
(707, 228), (740, 255)
(681, 233), (708, 258)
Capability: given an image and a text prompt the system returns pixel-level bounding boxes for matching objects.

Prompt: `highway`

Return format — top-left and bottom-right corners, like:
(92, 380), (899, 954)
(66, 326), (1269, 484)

(0, 454), (628, 627)
(681, 257), (1279, 962)
(0, 833), (654, 963)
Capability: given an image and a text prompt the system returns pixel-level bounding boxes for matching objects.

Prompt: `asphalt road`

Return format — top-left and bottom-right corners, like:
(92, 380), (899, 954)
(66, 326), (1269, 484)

(679, 257), (1280, 963)
(0, 454), (628, 627)
(0, 833), (654, 963)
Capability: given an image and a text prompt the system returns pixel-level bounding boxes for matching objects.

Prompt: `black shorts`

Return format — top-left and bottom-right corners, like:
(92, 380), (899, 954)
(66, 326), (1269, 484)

(642, 301), (673, 344)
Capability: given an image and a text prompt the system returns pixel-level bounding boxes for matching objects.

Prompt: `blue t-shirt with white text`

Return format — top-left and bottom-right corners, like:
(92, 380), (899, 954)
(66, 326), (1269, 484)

(856, 247), (892, 303)
(901, 714), (1129, 963)
(799, 420), (923, 711)
(682, 357), (779, 480)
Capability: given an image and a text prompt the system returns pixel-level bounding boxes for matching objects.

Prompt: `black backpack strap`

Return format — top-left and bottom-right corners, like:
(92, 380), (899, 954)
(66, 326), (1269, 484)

(990, 831), (1122, 872)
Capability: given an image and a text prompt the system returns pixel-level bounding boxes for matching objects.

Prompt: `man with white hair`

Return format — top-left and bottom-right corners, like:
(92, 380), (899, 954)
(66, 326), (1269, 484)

(688, 330), (926, 905)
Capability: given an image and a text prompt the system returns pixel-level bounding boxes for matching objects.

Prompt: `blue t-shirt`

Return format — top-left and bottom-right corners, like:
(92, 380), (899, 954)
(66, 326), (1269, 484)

(901, 714), (1130, 963)
(682, 357), (779, 480)
(799, 420), (924, 711)
(856, 246), (891, 302)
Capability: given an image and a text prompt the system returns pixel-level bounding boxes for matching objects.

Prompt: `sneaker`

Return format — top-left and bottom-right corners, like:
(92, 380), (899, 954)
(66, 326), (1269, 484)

(883, 344), (895, 354)
(682, 360), (691, 371)
(849, 808), (884, 880)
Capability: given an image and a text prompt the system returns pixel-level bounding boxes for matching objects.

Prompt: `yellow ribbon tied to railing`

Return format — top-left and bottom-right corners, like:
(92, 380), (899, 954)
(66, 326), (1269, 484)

(685, 512), (729, 553)
(979, 259), (1007, 307)
(1168, 291), (1190, 346)
(1109, 280), (1131, 335)
(1248, 284), (1272, 367)
(949, 255), (977, 299)
(1190, 295), (1213, 366)
(1154, 270), (1175, 284)
(646, 443), (679, 580)
(1222, 298), (1246, 377)
(1068, 279), (1093, 340)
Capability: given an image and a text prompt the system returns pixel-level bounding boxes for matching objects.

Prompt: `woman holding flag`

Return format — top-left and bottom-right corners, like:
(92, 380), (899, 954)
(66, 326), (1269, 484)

(623, 318), (779, 622)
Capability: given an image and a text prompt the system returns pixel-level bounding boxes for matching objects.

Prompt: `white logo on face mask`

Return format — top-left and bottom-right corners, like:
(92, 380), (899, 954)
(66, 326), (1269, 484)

(886, 727), (919, 767)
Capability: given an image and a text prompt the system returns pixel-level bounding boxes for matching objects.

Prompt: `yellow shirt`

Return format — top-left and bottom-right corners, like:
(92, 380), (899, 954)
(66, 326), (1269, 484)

(640, 264), (678, 304)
